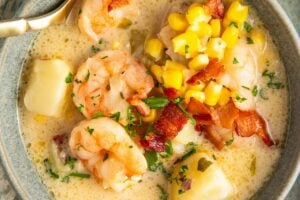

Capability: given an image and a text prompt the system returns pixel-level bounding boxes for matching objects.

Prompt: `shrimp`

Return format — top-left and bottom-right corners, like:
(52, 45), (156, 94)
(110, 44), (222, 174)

(78, 0), (131, 41)
(72, 50), (154, 123)
(218, 38), (258, 111)
(69, 117), (147, 191)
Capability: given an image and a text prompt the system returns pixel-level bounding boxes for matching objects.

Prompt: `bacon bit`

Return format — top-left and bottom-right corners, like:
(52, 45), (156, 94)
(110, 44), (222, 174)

(154, 103), (188, 139)
(164, 87), (179, 99)
(140, 132), (166, 152)
(204, 125), (225, 150)
(127, 97), (150, 116)
(187, 59), (225, 85)
(108, 0), (130, 11)
(217, 101), (239, 129)
(195, 124), (202, 132)
(235, 111), (274, 146)
(204, 0), (225, 19)
(187, 98), (210, 115)
(194, 114), (214, 126)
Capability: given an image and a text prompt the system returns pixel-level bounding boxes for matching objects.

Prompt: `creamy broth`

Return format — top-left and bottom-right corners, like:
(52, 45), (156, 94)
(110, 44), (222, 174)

(19, 0), (288, 199)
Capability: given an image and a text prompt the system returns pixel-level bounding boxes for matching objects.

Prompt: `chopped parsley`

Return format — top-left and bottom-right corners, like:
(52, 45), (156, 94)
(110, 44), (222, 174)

(262, 69), (284, 89)
(184, 45), (189, 54)
(244, 21), (252, 33)
(236, 95), (247, 103)
(44, 159), (59, 179)
(242, 86), (250, 90)
(62, 172), (91, 182)
(92, 112), (104, 119)
(65, 156), (77, 169)
(65, 72), (73, 83)
(143, 97), (169, 109)
(160, 140), (173, 158)
(246, 37), (254, 44)
(86, 126), (94, 135)
(75, 79), (82, 84)
(110, 112), (121, 122)
(174, 165), (192, 195)
(252, 85), (258, 97)
(77, 104), (84, 113)
(175, 147), (196, 164)
(174, 97), (183, 104)
(197, 157), (212, 172)
(226, 138), (234, 146)
(101, 56), (108, 60)
(71, 93), (75, 97)
(85, 70), (90, 81)
(91, 45), (100, 53)
(157, 184), (168, 200)
(229, 21), (238, 28)
(233, 57), (239, 64)
(98, 38), (106, 45)
(145, 150), (158, 171)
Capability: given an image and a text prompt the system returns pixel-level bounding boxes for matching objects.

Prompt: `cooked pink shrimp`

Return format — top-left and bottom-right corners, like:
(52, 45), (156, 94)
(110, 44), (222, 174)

(69, 117), (147, 191)
(72, 50), (154, 122)
(78, 0), (130, 41)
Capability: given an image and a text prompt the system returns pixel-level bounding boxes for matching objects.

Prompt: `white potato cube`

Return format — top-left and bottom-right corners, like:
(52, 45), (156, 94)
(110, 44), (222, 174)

(171, 153), (234, 200)
(24, 59), (73, 117)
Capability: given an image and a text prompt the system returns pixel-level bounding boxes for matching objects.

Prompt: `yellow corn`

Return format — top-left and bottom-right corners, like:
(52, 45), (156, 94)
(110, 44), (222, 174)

(168, 12), (188, 32)
(221, 26), (239, 48)
(186, 5), (211, 24)
(210, 19), (221, 37)
(187, 22), (212, 38)
(189, 82), (206, 91)
(185, 89), (205, 104)
(224, 1), (249, 27)
(162, 69), (183, 90)
(251, 29), (266, 51)
(112, 41), (121, 50)
(145, 38), (164, 61)
(188, 54), (209, 70)
(205, 38), (227, 60)
(204, 81), (223, 106)
(218, 87), (231, 106)
(142, 109), (157, 122)
(165, 60), (185, 71)
(172, 31), (201, 58)
(150, 65), (163, 83)
(34, 114), (46, 123)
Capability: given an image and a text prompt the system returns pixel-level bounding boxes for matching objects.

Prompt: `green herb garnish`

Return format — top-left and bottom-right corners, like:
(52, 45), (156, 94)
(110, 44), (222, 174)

(244, 21), (252, 33)
(233, 57), (239, 64)
(157, 184), (168, 200)
(65, 72), (73, 83)
(145, 150), (158, 171)
(101, 56), (108, 60)
(160, 140), (173, 158)
(86, 126), (94, 135)
(197, 157), (212, 172)
(91, 45), (100, 53)
(85, 70), (90, 81)
(44, 159), (59, 179)
(65, 156), (77, 169)
(246, 37), (254, 44)
(92, 112), (104, 119)
(110, 112), (121, 122)
(252, 85), (258, 97)
(77, 104), (84, 113)
(143, 97), (170, 109)
(236, 95), (247, 103)
(229, 21), (238, 28)
(262, 69), (284, 89)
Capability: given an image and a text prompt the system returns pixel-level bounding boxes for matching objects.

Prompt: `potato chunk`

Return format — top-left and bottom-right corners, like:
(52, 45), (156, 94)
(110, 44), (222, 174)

(24, 59), (73, 117)
(171, 153), (234, 200)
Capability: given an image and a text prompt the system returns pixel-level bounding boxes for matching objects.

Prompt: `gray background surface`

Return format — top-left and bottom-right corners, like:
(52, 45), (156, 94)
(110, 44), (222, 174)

(0, 0), (299, 199)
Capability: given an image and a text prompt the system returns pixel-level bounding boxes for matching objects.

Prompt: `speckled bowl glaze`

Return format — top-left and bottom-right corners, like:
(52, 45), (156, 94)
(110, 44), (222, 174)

(0, 0), (299, 200)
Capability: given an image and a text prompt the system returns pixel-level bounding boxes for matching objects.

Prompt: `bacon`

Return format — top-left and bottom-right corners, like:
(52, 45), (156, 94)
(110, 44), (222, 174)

(216, 101), (239, 129)
(108, 0), (130, 11)
(204, 125), (225, 150)
(187, 98), (211, 115)
(194, 114), (214, 126)
(140, 133), (166, 152)
(164, 87), (179, 99)
(154, 103), (188, 139)
(127, 97), (150, 116)
(204, 0), (225, 19)
(187, 59), (225, 85)
(235, 111), (274, 146)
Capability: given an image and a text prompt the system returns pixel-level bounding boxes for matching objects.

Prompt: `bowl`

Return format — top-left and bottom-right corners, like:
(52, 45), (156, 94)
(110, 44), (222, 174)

(0, 0), (299, 199)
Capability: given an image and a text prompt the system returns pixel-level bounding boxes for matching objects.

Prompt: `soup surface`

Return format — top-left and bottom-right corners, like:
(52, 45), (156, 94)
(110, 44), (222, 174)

(19, 0), (288, 199)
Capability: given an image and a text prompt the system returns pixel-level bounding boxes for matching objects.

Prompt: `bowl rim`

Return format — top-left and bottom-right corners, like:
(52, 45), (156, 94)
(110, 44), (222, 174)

(0, 0), (299, 199)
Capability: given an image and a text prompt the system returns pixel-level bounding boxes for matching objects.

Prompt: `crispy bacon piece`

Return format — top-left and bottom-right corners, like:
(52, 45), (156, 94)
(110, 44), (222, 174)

(235, 111), (274, 146)
(204, 0), (225, 19)
(217, 101), (239, 129)
(164, 88), (179, 99)
(187, 59), (225, 85)
(194, 114), (214, 126)
(140, 132), (166, 152)
(154, 103), (188, 139)
(204, 125), (225, 150)
(108, 0), (130, 11)
(187, 98), (210, 115)
(127, 97), (150, 116)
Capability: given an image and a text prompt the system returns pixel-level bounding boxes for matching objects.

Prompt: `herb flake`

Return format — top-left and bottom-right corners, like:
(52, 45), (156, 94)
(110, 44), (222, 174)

(65, 72), (73, 83)
(244, 21), (252, 33)
(44, 159), (59, 179)
(246, 37), (254, 44)
(197, 157), (212, 172)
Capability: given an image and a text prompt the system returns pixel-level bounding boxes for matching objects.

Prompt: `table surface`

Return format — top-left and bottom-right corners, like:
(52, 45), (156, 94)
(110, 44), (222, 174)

(0, 0), (299, 199)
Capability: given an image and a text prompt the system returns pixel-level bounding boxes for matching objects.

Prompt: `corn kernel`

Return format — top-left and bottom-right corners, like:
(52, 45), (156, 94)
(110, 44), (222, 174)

(142, 109), (157, 122)
(251, 29), (266, 51)
(185, 90), (205, 104)
(188, 54), (209, 70)
(112, 41), (121, 50)
(210, 19), (221, 37)
(165, 60), (185, 71)
(222, 26), (239, 48)
(151, 65), (163, 83)
(34, 114), (46, 123)
(187, 22), (212, 38)
(163, 70), (183, 90)
(224, 1), (249, 26)
(172, 31), (201, 58)
(145, 38), (164, 61)
(218, 87), (231, 106)
(186, 5), (211, 25)
(189, 82), (206, 91)
(204, 81), (223, 106)
(168, 12), (188, 32)
(205, 38), (227, 60)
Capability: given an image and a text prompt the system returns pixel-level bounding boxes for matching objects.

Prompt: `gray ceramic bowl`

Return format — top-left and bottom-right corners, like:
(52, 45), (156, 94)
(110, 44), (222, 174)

(0, 0), (299, 199)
